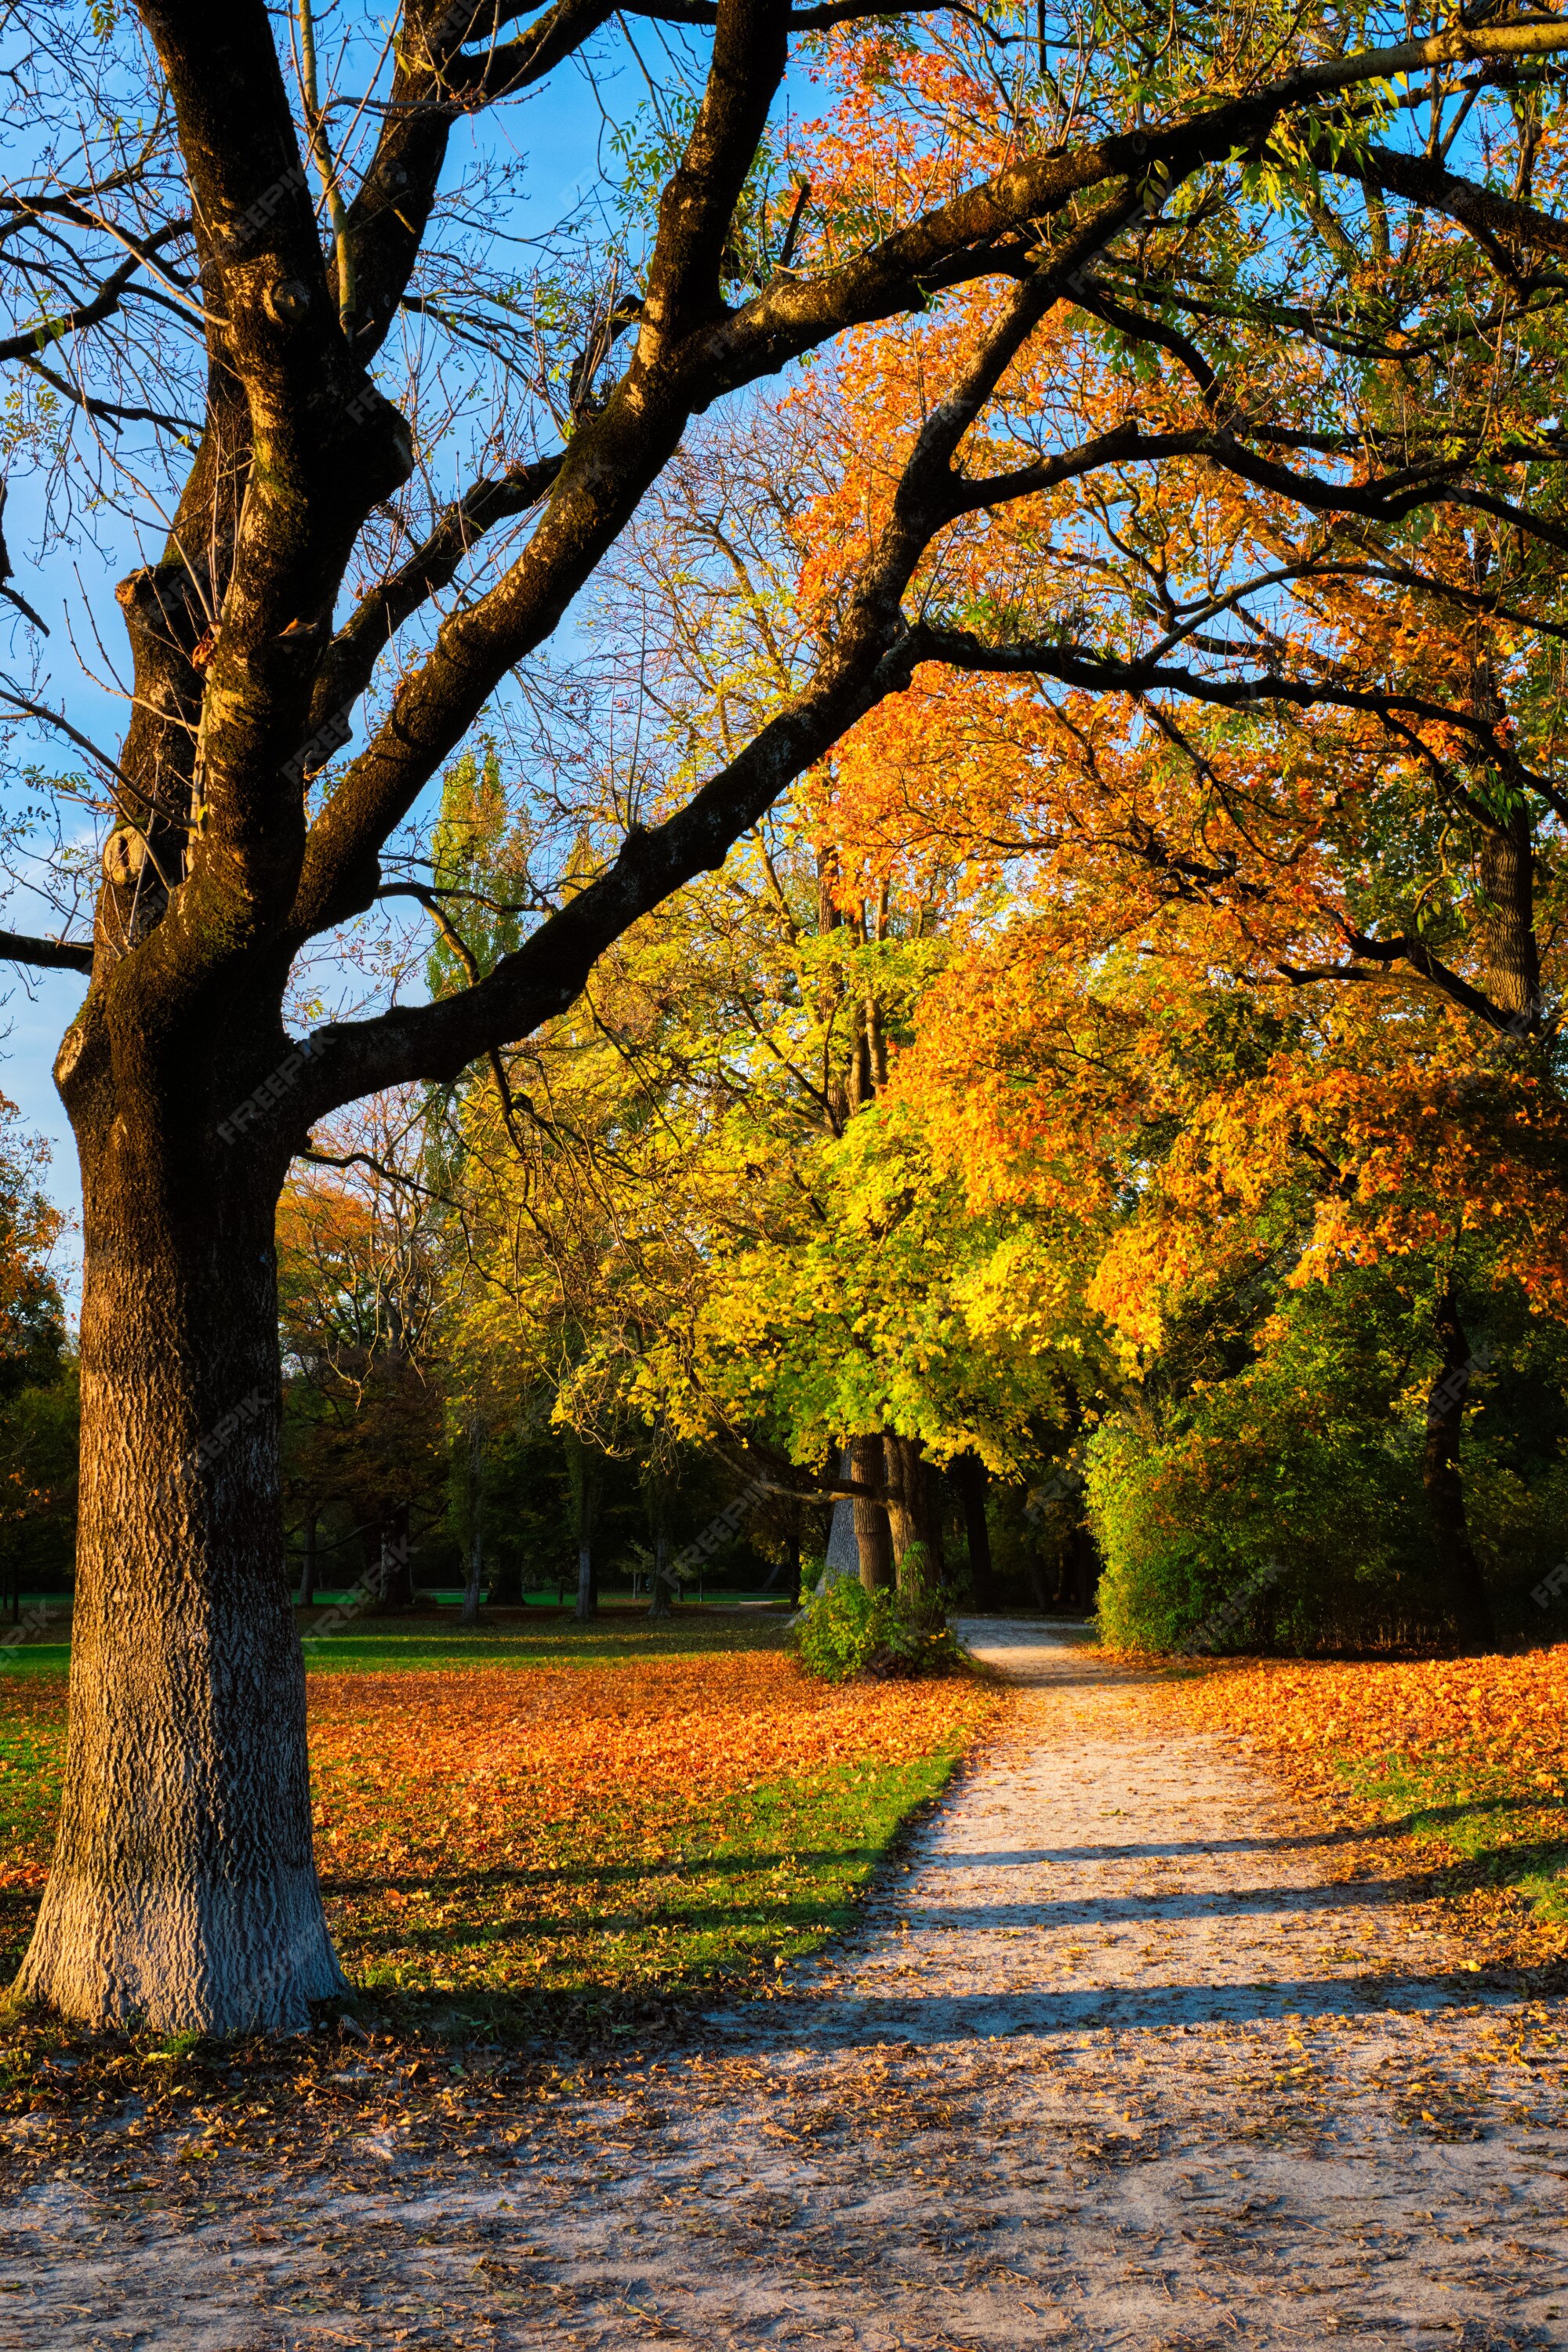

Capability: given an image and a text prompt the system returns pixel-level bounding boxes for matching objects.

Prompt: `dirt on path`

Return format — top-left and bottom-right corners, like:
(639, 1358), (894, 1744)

(2, 1624), (1565, 2350)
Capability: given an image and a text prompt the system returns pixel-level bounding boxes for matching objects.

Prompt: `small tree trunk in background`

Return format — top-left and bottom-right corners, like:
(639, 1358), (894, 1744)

(851, 1432), (894, 1592)
(948, 1451), (994, 1606)
(1424, 1283), (1494, 1649)
(461, 1421), (483, 1627)
(377, 1501), (414, 1610)
(884, 1434), (917, 1570)
(296, 1512), (318, 1610)
(884, 1435), (946, 1607)
(924, 1464), (947, 1588)
(646, 1529), (673, 1620)
(487, 1553), (521, 1608)
(575, 1468), (599, 1622)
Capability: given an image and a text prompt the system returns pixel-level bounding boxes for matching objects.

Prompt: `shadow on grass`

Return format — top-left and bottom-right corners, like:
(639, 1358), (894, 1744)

(0, 1753), (969, 2021)
(0, 1610), (796, 1682)
(1340, 1761), (1568, 1900)
(347, 1889), (870, 1956)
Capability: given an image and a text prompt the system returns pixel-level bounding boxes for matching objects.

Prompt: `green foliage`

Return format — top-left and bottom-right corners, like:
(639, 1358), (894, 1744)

(0, 1367), (79, 1597)
(791, 1572), (969, 1683)
(610, 96), (799, 294)
(1091, 1260), (1568, 1655)
(689, 1087), (1090, 1480)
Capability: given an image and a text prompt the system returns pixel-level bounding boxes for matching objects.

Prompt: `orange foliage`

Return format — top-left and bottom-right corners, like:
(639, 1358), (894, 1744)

(1177, 1648), (1568, 1788)
(308, 1653), (994, 1870)
(777, 57), (1568, 1349)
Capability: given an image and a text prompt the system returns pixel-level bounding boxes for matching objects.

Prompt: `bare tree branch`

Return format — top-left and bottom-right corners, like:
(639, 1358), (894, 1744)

(0, 928), (94, 975)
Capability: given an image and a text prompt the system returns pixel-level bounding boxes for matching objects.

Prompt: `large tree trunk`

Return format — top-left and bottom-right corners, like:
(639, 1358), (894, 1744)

(1424, 1283), (1494, 1650)
(851, 1432), (895, 1592)
(15, 1147), (344, 2033)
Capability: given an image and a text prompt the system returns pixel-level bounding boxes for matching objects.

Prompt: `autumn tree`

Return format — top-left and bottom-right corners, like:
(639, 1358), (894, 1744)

(5, 2), (1568, 2028)
(425, 430), (1069, 1599)
(783, 28), (1568, 1639)
(279, 1100), (453, 1606)
(0, 1102), (73, 1613)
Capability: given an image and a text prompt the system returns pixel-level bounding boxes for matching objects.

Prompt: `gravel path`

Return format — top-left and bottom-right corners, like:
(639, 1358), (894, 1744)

(3, 1624), (1566, 2348)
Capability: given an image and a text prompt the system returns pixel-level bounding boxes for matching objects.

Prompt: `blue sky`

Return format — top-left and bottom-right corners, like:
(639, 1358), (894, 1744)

(0, 24), (663, 1305)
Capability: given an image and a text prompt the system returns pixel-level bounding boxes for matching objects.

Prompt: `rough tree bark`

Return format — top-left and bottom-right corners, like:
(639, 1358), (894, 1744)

(15, 1143), (346, 2027)
(850, 1433), (895, 1593)
(1479, 805), (1540, 1025)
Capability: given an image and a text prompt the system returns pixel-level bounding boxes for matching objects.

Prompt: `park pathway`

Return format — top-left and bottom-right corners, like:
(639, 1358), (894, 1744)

(3, 1624), (1566, 2348)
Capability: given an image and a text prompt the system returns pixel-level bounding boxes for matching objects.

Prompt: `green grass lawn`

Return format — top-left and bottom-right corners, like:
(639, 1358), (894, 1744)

(0, 1602), (795, 1682)
(330, 1751), (968, 2037)
(294, 1600), (797, 1672)
(1327, 1752), (1568, 1943)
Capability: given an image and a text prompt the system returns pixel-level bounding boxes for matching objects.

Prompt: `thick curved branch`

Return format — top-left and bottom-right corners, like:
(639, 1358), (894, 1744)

(292, 623), (914, 1120)
(640, 0), (792, 343)
(307, 452), (564, 734)
(144, 4), (1568, 998)
(289, 193), (1141, 938)
(127, 0), (416, 973)
(289, 261), (1079, 1114)
(1319, 137), (1568, 268)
